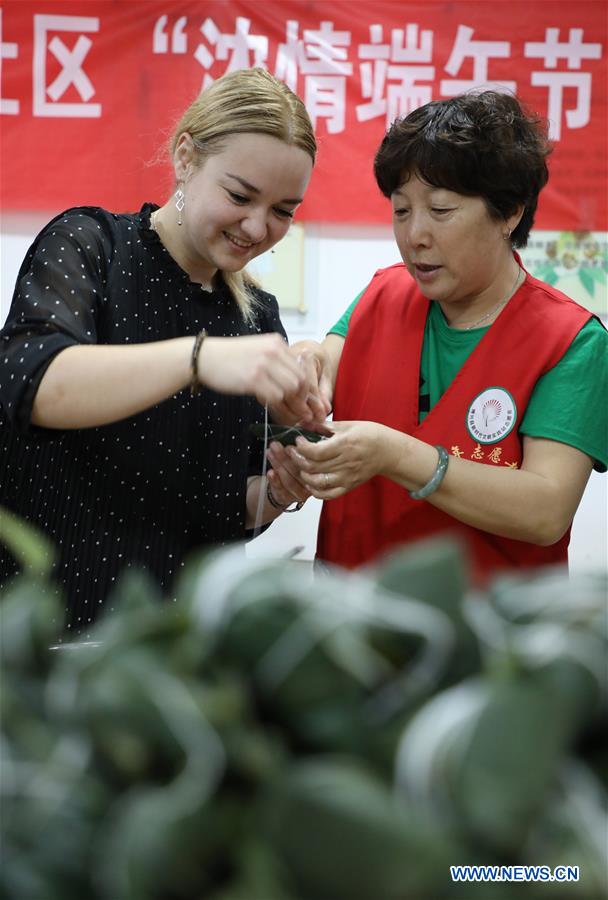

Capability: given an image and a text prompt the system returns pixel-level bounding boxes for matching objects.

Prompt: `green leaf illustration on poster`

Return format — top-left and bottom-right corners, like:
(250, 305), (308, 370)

(521, 231), (607, 315)
(578, 268), (595, 297)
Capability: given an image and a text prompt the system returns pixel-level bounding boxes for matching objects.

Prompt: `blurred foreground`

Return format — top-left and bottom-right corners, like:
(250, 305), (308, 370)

(1, 528), (607, 900)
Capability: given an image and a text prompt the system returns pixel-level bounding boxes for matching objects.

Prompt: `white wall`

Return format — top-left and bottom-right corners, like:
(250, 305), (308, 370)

(2, 213), (606, 574)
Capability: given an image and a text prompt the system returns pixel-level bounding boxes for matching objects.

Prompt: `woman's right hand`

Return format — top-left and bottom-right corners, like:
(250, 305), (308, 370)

(268, 337), (343, 427)
(197, 333), (308, 408)
(267, 341), (332, 427)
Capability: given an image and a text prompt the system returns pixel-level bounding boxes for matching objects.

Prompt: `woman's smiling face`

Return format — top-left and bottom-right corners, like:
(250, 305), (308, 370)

(175, 132), (313, 285)
(391, 171), (521, 321)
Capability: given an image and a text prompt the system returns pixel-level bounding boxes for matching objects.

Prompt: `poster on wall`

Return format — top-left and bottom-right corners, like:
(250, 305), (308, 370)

(0, 0), (606, 231)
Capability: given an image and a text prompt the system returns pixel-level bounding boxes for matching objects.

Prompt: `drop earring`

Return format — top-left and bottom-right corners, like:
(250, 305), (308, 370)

(175, 185), (185, 226)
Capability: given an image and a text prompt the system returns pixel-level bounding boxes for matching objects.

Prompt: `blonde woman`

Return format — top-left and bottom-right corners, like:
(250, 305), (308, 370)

(0, 68), (325, 633)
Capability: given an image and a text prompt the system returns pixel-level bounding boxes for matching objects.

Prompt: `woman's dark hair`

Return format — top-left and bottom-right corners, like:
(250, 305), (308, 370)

(373, 92), (552, 248)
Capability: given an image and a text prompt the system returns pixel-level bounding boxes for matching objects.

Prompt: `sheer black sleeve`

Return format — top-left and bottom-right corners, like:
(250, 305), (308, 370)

(0, 209), (111, 434)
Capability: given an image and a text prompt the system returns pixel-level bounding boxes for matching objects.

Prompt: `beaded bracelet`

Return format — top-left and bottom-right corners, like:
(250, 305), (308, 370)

(190, 329), (206, 396)
(266, 478), (304, 513)
(408, 445), (450, 500)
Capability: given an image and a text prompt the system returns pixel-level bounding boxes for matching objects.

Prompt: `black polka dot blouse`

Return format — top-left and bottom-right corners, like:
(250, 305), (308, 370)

(0, 204), (285, 636)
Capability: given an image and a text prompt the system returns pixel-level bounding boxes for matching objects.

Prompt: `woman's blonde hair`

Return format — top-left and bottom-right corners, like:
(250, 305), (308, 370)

(171, 68), (316, 320)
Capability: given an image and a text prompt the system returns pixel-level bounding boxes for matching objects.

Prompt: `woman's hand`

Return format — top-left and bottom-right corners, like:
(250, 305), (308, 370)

(30, 333), (334, 431)
(197, 334), (308, 407)
(245, 441), (312, 528)
(287, 420), (595, 547)
(285, 421), (396, 498)
(269, 341), (333, 427)
(266, 441), (312, 506)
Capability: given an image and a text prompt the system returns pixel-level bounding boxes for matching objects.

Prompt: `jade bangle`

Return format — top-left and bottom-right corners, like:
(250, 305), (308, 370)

(408, 445), (450, 500)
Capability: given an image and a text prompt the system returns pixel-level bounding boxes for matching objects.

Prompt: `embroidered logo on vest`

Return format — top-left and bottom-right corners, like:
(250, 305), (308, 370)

(467, 387), (517, 444)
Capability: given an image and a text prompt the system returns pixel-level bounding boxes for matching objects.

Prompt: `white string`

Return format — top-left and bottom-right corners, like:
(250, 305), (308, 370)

(251, 403), (269, 539)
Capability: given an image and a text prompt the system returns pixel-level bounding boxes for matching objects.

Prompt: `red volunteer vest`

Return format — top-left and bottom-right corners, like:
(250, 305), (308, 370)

(317, 263), (592, 581)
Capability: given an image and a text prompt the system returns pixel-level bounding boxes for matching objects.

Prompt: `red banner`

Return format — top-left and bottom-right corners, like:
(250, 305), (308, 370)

(1, 1), (606, 228)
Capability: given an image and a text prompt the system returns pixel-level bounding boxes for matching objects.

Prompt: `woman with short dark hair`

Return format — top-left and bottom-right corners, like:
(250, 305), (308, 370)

(273, 91), (607, 580)
(373, 91), (550, 249)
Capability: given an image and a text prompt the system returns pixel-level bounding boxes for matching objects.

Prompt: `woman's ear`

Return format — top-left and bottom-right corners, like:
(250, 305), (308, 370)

(173, 132), (195, 182)
(508, 203), (525, 236)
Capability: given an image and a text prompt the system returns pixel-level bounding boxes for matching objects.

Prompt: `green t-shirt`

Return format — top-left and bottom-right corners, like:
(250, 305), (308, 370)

(329, 294), (608, 472)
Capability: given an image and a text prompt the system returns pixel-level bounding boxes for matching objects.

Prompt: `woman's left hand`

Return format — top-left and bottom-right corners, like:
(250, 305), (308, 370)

(266, 441), (312, 506)
(285, 421), (393, 498)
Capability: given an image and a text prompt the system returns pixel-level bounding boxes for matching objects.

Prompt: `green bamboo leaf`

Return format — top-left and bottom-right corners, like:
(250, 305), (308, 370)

(249, 423), (328, 445)
(0, 506), (55, 579)
(261, 758), (465, 899)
